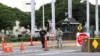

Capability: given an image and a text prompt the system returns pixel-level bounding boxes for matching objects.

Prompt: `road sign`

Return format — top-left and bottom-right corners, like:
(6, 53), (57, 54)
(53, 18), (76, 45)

(77, 24), (83, 31)
(76, 32), (89, 46)
(50, 33), (55, 38)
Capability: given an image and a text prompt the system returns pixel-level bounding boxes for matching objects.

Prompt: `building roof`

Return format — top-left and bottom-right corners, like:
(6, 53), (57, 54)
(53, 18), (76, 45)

(62, 18), (80, 24)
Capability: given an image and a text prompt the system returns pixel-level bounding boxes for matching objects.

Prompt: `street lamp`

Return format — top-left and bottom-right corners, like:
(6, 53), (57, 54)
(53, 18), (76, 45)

(65, 12), (68, 17)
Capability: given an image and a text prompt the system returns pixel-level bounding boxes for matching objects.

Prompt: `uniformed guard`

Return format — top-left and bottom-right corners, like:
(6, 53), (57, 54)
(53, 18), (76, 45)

(39, 29), (47, 48)
(56, 28), (63, 48)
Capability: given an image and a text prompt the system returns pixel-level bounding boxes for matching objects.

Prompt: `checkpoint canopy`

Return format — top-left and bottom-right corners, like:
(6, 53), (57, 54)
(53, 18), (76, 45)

(76, 32), (90, 47)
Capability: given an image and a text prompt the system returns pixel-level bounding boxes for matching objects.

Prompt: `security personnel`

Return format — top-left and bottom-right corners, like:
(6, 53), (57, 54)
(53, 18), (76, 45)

(39, 29), (47, 48)
(56, 28), (63, 48)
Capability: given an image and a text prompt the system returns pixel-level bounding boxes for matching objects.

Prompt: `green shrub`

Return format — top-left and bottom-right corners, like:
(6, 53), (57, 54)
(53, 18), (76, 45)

(0, 34), (41, 42)
(33, 37), (41, 41)
(4, 35), (18, 42)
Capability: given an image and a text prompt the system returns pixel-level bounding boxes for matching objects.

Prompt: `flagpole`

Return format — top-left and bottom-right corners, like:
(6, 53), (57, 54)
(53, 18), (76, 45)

(68, 0), (72, 18)
(51, 0), (56, 33)
(86, 0), (90, 32)
(31, 0), (35, 36)
(42, 0), (45, 29)
(95, 0), (99, 36)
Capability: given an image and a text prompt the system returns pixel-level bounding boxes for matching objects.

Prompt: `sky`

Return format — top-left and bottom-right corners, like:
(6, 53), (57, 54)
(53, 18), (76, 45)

(0, 0), (52, 11)
(0, 0), (100, 11)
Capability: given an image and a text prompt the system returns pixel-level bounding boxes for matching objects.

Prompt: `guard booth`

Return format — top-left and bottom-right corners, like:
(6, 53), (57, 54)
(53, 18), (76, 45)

(61, 18), (80, 40)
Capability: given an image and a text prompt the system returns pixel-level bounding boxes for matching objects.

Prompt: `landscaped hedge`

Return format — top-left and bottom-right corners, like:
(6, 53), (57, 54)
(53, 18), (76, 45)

(0, 34), (41, 42)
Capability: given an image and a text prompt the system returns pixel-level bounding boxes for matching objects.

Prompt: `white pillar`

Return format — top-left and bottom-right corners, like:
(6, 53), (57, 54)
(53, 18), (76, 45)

(86, 0), (90, 32)
(68, 0), (72, 18)
(95, 0), (99, 36)
(31, 0), (35, 36)
(51, 0), (56, 33)
(42, 0), (45, 29)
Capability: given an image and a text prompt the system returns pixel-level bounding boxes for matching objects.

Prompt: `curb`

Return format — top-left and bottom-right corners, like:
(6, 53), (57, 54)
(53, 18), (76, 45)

(48, 44), (76, 48)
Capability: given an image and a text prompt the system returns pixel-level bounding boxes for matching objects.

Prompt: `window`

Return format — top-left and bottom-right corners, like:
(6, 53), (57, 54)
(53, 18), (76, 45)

(61, 24), (70, 32)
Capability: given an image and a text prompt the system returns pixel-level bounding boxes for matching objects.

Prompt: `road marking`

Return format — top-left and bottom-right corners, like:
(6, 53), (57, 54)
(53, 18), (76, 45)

(36, 49), (78, 55)
(13, 49), (43, 54)
(61, 50), (77, 52)
(37, 51), (60, 55)
(0, 49), (43, 56)
(23, 49), (42, 53)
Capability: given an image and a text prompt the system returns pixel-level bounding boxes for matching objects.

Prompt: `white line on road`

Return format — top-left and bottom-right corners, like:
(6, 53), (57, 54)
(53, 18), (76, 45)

(36, 49), (79, 55)
(37, 52), (60, 55)
(61, 49), (79, 52)
(0, 49), (43, 55)
(13, 49), (43, 53)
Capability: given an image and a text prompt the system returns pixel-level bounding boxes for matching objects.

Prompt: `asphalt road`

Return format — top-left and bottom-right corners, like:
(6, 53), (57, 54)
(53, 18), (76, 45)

(0, 42), (100, 56)
(0, 46), (80, 56)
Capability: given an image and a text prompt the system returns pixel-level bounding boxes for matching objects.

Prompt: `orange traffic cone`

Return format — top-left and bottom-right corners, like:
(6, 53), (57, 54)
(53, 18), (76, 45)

(20, 41), (24, 51)
(1, 33), (5, 51)
(30, 34), (34, 46)
(4, 43), (9, 52)
(2, 40), (5, 51)
(44, 34), (49, 51)
(3, 43), (7, 52)
(9, 43), (13, 52)
(6, 43), (10, 52)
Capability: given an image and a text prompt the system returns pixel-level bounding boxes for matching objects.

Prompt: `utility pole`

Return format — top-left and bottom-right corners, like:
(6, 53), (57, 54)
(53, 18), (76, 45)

(95, 0), (99, 36)
(86, 0), (90, 32)
(51, 0), (56, 33)
(31, 0), (35, 36)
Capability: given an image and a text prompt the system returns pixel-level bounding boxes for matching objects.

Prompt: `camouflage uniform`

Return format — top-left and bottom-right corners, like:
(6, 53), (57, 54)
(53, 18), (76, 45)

(56, 28), (63, 48)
